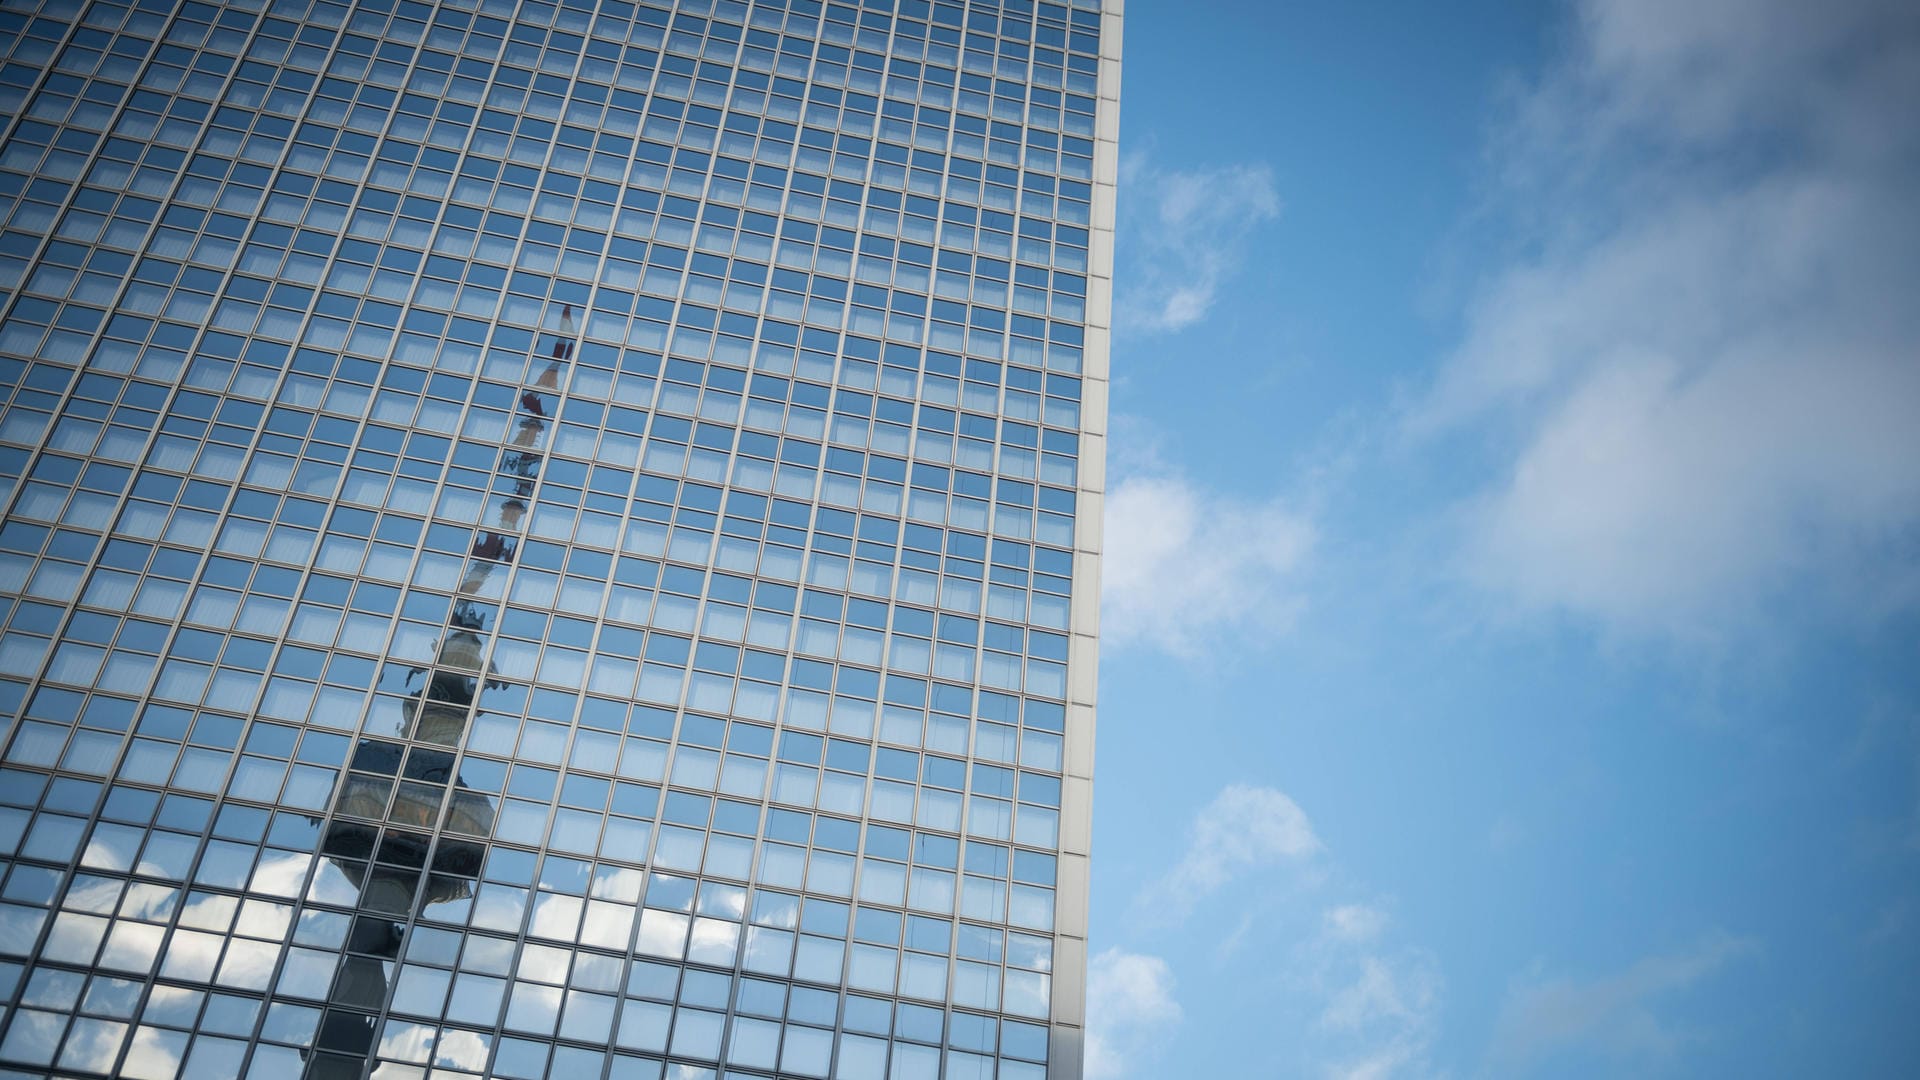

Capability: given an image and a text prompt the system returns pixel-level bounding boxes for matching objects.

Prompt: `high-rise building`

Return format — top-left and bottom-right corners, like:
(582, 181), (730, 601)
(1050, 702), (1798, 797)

(0, 0), (1117, 1077)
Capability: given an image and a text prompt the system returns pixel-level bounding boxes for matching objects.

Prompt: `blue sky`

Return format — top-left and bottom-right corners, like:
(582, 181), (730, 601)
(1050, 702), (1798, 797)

(1086, 1), (1920, 1077)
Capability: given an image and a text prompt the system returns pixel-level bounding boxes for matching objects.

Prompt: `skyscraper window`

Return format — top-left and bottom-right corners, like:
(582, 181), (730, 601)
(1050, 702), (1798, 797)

(0, 0), (1117, 1077)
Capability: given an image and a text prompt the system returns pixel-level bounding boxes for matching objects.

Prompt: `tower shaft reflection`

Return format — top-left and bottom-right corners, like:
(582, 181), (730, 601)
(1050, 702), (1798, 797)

(305, 314), (575, 1078)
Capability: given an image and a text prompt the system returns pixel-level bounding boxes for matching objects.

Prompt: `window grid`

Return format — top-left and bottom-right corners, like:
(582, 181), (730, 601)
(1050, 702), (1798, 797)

(0, 0), (1114, 1078)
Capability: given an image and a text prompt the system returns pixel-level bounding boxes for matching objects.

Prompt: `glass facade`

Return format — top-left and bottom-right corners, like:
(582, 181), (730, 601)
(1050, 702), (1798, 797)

(0, 0), (1115, 1077)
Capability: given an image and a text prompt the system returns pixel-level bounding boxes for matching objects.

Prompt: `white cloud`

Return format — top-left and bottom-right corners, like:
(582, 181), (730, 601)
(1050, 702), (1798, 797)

(1102, 468), (1315, 655)
(1417, 0), (1920, 638)
(1085, 948), (1184, 1079)
(1323, 904), (1391, 944)
(1310, 905), (1445, 1080)
(1322, 956), (1432, 1033)
(1487, 931), (1756, 1074)
(1117, 158), (1280, 334)
(1121, 789), (1444, 1079)
(1144, 784), (1320, 918)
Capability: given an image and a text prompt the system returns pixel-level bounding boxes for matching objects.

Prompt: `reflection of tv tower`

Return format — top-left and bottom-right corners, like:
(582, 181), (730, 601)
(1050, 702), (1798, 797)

(304, 309), (576, 1079)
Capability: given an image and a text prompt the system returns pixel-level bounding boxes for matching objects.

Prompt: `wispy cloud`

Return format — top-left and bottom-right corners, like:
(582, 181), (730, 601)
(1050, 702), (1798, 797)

(1116, 157), (1280, 334)
(1309, 905), (1445, 1080)
(1085, 948), (1184, 1080)
(1323, 903), (1392, 945)
(1487, 931), (1757, 1074)
(1414, 0), (1920, 639)
(1102, 461), (1315, 656)
(1123, 787), (1444, 1079)
(1142, 783), (1322, 919)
